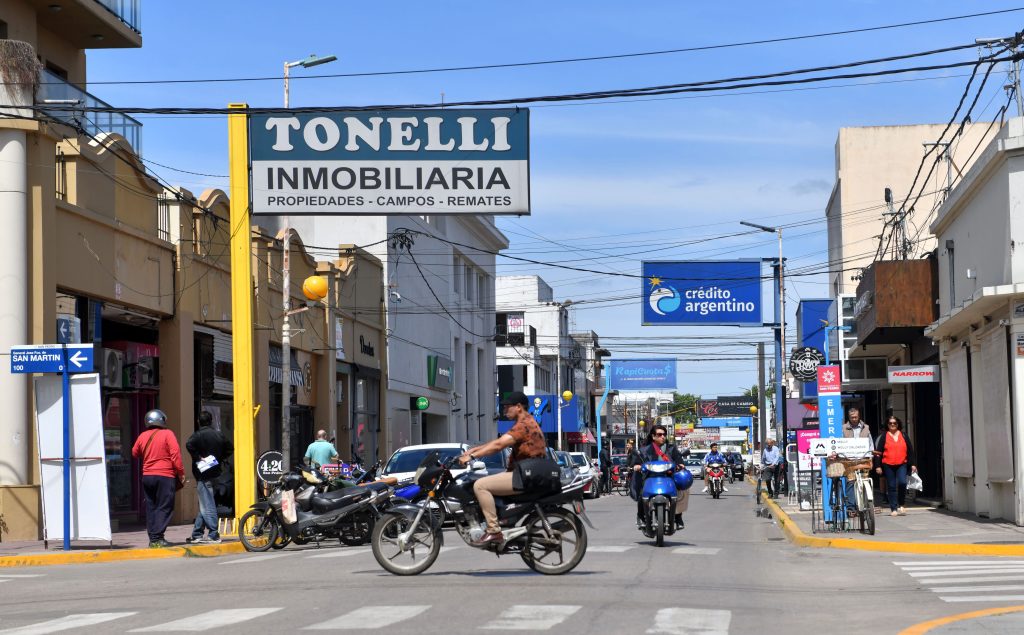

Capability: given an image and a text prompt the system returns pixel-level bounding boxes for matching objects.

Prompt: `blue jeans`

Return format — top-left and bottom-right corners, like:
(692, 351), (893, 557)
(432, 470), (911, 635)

(882, 464), (908, 512)
(192, 479), (219, 540)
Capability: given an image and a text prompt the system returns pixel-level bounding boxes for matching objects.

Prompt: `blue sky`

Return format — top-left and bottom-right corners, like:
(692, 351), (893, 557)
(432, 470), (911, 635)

(86, 1), (1021, 397)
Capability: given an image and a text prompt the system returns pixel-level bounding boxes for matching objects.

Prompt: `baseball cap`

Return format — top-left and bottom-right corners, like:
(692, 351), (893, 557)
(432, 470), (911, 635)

(500, 391), (529, 407)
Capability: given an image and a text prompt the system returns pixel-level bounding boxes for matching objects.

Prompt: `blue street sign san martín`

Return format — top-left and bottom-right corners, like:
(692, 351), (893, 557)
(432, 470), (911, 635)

(9, 343), (94, 551)
(10, 344), (94, 374)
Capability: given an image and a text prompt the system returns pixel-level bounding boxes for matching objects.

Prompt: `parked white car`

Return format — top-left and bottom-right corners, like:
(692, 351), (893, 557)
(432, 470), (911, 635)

(381, 443), (507, 484)
(568, 451), (600, 499)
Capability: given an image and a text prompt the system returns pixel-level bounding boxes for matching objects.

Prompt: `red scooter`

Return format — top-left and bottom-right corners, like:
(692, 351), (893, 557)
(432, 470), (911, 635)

(706, 462), (726, 499)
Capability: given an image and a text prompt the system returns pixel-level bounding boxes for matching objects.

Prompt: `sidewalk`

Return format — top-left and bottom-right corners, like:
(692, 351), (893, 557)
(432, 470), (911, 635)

(0, 523), (243, 567)
(760, 484), (1024, 555)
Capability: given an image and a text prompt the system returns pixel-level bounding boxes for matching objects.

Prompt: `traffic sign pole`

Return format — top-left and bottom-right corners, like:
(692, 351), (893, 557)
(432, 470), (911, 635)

(61, 345), (71, 551)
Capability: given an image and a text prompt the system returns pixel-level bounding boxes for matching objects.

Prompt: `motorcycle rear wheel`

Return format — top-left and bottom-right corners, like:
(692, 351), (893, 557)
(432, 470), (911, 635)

(371, 512), (441, 576)
(520, 508), (588, 575)
(238, 509), (278, 552)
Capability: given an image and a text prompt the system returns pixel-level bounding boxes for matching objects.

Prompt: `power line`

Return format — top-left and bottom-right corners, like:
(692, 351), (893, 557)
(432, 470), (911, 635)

(21, 43), (1017, 114)
(63, 8), (1024, 86)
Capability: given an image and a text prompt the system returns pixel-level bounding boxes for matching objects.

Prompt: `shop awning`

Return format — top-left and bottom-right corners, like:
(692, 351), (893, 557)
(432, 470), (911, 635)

(269, 346), (304, 386)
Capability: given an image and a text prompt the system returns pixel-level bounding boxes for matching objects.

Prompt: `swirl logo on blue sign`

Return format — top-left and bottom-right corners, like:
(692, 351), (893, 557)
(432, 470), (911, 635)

(649, 286), (681, 316)
(642, 260), (763, 326)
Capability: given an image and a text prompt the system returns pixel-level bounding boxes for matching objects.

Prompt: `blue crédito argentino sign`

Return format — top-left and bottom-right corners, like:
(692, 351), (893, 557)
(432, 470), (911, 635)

(249, 109), (529, 216)
(607, 359), (677, 391)
(641, 260), (763, 326)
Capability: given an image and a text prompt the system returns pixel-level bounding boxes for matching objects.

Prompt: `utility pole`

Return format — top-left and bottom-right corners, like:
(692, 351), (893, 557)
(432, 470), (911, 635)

(757, 341), (766, 451)
(280, 54), (335, 469)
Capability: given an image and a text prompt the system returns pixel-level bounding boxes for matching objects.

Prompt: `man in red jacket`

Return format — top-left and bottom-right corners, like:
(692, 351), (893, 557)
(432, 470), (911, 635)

(132, 409), (185, 548)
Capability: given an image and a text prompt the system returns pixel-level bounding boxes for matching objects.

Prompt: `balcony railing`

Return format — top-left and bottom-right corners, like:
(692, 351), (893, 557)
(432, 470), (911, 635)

(38, 69), (142, 153)
(94, 0), (141, 33)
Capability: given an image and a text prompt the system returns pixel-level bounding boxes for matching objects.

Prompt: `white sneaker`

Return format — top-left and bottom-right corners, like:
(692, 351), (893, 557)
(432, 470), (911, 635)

(701, 486), (708, 493)
(723, 488), (729, 492)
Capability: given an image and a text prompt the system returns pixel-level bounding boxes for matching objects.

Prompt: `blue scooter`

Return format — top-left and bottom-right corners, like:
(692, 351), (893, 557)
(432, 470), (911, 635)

(638, 461), (693, 547)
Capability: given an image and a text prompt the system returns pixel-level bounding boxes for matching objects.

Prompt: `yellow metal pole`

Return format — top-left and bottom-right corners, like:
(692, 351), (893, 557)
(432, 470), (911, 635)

(228, 103), (256, 525)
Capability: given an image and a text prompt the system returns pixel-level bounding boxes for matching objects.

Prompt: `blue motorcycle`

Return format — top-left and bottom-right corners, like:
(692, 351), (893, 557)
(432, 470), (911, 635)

(638, 461), (693, 547)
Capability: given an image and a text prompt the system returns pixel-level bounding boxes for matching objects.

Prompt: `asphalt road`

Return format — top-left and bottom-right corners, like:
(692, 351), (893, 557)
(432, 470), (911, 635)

(1, 482), (1021, 633)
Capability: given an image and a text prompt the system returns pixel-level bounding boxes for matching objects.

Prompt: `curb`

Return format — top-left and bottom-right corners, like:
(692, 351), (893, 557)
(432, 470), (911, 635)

(753, 479), (1024, 556)
(0, 541), (245, 568)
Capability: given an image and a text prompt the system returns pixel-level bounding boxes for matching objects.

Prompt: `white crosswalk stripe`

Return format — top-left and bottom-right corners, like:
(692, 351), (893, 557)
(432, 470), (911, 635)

(305, 547), (371, 559)
(0, 612), (136, 634)
(0, 575), (45, 578)
(893, 558), (1024, 602)
(671, 547), (721, 555)
(0, 605), (734, 633)
(588, 546), (636, 553)
(304, 605), (431, 630)
(218, 553), (293, 565)
(647, 608), (731, 635)
(480, 605), (581, 630)
(129, 608), (281, 631)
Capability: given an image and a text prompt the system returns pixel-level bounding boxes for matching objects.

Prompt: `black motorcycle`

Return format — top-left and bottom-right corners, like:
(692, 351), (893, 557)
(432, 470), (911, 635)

(239, 466), (394, 552)
(370, 452), (592, 576)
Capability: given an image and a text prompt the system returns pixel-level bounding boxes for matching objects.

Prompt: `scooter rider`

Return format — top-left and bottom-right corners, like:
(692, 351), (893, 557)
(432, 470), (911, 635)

(630, 424), (689, 529)
(457, 391), (547, 548)
(701, 443), (729, 493)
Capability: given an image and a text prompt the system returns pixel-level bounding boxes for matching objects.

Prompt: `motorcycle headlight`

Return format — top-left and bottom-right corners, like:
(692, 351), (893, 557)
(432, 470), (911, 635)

(644, 462), (671, 474)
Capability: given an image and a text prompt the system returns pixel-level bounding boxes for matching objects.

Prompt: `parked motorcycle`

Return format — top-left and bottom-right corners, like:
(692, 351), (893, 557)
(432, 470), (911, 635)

(637, 460), (692, 547)
(239, 465), (395, 552)
(371, 452), (591, 576)
(706, 462), (726, 499)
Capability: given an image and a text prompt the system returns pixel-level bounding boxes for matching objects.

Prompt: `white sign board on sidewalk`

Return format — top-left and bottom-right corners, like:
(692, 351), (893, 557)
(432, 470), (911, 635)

(34, 373), (111, 542)
(809, 437), (872, 458)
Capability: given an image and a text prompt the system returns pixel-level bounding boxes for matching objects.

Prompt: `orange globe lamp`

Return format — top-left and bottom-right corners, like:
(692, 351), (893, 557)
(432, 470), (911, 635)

(302, 275), (328, 301)
(561, 390), (573, 402)
(749, 405), (758, 415)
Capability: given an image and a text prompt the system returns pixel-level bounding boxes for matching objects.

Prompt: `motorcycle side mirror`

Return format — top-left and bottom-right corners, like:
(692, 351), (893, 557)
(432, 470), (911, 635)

(471, 460), (487, 471)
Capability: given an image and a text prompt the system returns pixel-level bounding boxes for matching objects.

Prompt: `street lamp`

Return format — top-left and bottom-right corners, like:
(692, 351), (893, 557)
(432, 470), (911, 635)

(280, 54), (336, 470)
(740, 220), (786, 447)
(283, 54), (338, 108)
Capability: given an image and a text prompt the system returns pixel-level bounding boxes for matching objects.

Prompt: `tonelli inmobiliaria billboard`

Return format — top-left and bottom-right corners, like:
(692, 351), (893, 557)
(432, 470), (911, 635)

(249, 109), (530, 216)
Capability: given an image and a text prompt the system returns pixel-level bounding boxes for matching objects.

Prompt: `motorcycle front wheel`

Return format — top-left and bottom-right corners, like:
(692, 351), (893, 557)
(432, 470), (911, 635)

(654, 504), (665, 547)
(238, 509), (278, 552)
(521, 508), (588, 575)
(371, 512), (441, 576)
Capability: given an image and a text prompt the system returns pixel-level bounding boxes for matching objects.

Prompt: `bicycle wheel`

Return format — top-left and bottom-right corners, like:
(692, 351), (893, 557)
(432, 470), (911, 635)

(238, 508), (278, 552)
(834, 479), (849, 532)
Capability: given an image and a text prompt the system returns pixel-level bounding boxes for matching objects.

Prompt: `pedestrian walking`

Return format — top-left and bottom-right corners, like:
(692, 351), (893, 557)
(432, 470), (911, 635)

(131, 409), (184, 548)
(874, 416), (916, 516)
(185, 411), (233, 544)
(760, 439), (783, 498)
(305, 429), (339, 467)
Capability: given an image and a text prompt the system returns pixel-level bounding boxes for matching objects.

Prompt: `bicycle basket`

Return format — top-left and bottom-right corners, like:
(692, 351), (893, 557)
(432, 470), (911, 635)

(826, 461), (846, 479)
(839, 458), (873, 478)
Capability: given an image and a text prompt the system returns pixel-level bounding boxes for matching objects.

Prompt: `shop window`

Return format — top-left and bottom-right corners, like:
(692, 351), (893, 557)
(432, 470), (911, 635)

(353, 377), (379, 462)
(0, 20), (8, 39)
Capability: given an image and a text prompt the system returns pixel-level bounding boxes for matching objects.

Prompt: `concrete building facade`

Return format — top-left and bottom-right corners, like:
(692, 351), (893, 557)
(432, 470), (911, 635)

(926, 116), (1024, 524)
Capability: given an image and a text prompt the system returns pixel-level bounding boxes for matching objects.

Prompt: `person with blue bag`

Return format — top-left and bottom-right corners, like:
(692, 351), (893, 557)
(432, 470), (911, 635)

(630, 424), (691, 530)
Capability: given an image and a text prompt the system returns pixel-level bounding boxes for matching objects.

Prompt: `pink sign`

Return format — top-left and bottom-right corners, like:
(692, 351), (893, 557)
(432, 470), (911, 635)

(796, 429), (821, 471)
(816, 365), (841, 395)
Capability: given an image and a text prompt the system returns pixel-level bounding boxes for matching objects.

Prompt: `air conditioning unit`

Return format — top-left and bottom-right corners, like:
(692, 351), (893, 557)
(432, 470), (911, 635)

(101, 349), (124, 389)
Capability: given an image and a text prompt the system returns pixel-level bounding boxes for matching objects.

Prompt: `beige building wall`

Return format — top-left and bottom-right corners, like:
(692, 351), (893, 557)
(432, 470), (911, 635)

(827, 123), (999, 297)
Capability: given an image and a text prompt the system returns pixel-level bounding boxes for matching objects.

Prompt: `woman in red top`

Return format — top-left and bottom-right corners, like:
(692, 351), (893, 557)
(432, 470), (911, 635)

(874, 416), (916, 517)
(131, 409), (185, 547)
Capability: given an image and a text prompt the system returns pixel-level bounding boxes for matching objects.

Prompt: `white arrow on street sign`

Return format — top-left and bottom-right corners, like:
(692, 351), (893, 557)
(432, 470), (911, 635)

(59, 321), (68, 340)
(69, 350), (87, 368)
